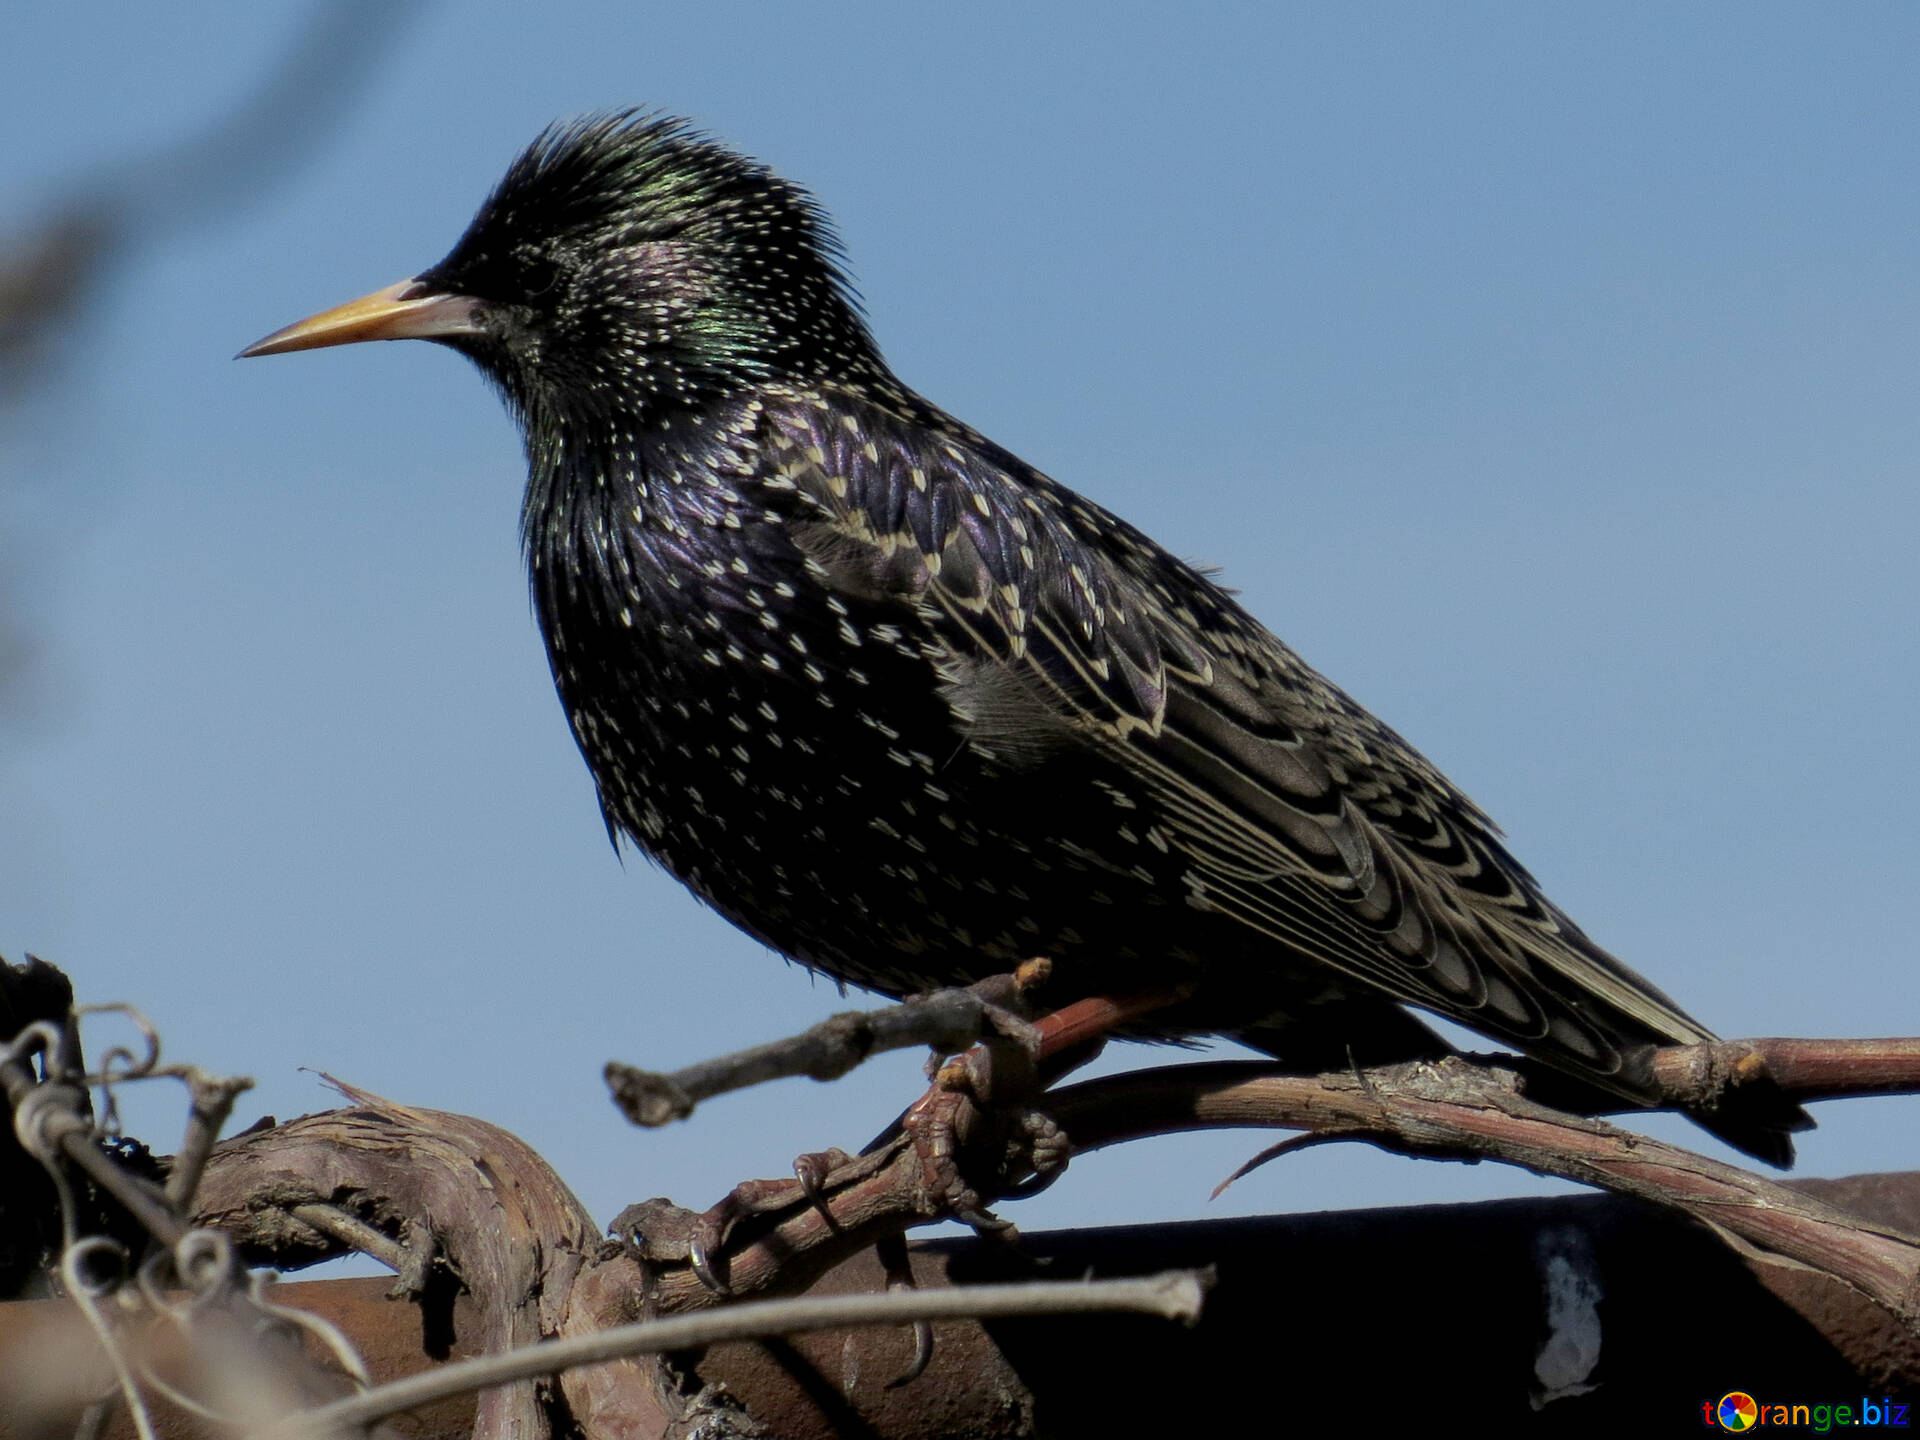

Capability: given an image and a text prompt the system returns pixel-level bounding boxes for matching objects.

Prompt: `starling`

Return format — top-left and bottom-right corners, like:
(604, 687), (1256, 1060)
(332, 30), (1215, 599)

(244, 113), (1810, 1165)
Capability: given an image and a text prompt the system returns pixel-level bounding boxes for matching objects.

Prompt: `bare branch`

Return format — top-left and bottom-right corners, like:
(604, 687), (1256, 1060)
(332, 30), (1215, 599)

(607, 971), (1043, 1126)
(1040, 1057), (1920, 1337)
(607, 971), (1920, 1128)
(163, 1069), (254, 1211)
(1649, 1035), (1920, 1105)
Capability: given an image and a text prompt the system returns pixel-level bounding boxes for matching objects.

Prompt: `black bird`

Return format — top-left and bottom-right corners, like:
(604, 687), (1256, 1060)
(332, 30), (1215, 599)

(244, 113), (1810, 1165)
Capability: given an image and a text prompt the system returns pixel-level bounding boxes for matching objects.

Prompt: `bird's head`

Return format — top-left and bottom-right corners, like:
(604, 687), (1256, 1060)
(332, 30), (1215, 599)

(242, 112), (882, 424)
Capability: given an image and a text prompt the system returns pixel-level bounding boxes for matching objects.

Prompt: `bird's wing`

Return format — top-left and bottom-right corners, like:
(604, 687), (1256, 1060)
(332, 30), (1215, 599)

(758, 391), (1714, 1088)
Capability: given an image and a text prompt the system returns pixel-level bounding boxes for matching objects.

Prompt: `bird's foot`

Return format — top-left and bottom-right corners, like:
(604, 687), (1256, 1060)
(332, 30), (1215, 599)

(611, 1176), (822, 1295)
(612, 1193), (750, 1294)
(893, 1044), (1076, 1237)
(887, 983), (1185, 1232)
(791, 1144), (858, 1222)
(613, 1144), (898, 1294)
(611, 982), (1182, 1292)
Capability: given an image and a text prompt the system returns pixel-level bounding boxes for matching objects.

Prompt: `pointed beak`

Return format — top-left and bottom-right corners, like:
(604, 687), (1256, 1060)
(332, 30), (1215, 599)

(237, 278), (486, 358)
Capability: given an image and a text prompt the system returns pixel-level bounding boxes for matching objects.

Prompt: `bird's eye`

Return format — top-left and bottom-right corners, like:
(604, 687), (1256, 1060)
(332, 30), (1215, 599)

(520, 256), (561, 299)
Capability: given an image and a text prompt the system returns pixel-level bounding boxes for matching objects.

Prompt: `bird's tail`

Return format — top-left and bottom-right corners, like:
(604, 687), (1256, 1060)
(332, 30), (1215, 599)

(1691, 1098), (1813, 1170)
(1635, 1047), (1814, 1170)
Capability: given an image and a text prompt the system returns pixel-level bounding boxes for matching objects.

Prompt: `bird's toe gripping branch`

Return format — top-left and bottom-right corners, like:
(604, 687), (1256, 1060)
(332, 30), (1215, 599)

(888, 983), (1189, 1237)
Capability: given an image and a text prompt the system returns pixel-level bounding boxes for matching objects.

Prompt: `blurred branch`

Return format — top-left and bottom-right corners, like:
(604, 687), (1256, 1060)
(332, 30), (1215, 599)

(0, 207), (111, 385)
(0, 974), (368, 1440)
(2, 0), (428, 389)
(264, 1271), (1206, 1440)
(0, 1), (430, 734)
(107, 0), (429, 238)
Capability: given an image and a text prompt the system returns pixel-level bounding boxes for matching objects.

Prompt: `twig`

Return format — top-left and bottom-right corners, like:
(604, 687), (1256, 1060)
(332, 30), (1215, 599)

(1650, 1036), (1920, 1106)
(607, 974), (1041, 1126)
(62, 1240), (161, 1440)
(164, 1069), (254, 1209)
(252, 1270), (1208, 1440)
(287, 1203), (415, 1279)
(2, 1008), (260, 1252)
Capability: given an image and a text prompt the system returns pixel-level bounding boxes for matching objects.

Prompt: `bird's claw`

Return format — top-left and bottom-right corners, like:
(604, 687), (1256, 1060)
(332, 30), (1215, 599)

(873, 1231), (936, 1389)
(613, 1178), (806, 1295)
(888, 1321), (936, 1389)
(610, 1195), (731, 1290)
(686, 1225), (730, 1296)
(793, 1146), (855, 1228)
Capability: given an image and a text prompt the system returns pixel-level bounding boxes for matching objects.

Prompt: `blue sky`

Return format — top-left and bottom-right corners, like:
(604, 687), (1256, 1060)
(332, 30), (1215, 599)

(4, 4), (1916, 1252)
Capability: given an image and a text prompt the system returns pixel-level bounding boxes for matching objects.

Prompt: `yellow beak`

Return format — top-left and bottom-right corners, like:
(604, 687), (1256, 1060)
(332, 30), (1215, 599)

(238, 279), (485, 358)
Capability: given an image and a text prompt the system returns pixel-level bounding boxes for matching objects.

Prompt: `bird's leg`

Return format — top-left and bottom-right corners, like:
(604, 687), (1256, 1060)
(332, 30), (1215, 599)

(1029, 986), (1192, 1078)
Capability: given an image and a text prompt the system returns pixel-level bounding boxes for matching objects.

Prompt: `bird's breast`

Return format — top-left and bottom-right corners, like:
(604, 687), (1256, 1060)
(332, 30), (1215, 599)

(525, 482), (1213, 1001)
